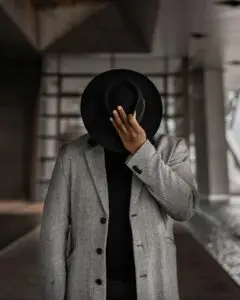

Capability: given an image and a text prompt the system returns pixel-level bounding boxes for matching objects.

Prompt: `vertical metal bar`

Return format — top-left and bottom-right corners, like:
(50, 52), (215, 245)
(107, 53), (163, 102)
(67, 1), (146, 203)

(163, 56), (169, 134)
(182, 56), (190, 145)
(56, 55), (61, 149)
(31, 65), (43, 202)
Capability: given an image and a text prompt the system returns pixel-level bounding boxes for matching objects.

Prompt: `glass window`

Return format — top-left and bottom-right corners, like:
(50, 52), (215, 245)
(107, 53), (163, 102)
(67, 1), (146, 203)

(39, 139), (57, 158)
(39, 117), (58, 135)
(61, 55), (110, 73)
(60, 117), (81, 134)
(60, 98), (81, 114)
(115, 57), (164, 73)
(62, 78), (91, 93)
(167, 119), (176, 134)
(41, 160), (56, 180)
(174, 118), (184, 135)
(168, 58), (181, 73)
(189, 145), (196, 161)
(168, 76), (182, 94)
(174, 99), (184, 115)
(148, 77), (164, 93)
(165, 102), (175, 116)
(38, 139), (45, 157)
(43, 76), (58, 94)
(41, 97), (57, 115)
(189, 133), (195, 145)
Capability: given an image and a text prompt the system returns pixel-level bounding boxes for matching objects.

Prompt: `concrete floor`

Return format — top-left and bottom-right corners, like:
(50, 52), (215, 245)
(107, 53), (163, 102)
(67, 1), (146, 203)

(0, 201), (42, 250)
(0, 202), (240, 299)
(176, 233), (240, 300)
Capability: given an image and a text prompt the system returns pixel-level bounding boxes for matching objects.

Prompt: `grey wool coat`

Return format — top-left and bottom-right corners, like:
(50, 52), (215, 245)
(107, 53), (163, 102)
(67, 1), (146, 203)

(40, 133), (199, 300)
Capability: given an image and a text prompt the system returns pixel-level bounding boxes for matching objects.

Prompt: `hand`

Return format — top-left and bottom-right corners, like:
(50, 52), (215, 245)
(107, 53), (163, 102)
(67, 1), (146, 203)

(111, 106), (147, 154)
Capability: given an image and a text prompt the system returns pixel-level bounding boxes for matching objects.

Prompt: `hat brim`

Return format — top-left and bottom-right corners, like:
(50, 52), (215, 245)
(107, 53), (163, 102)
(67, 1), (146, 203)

(81, 69), (163, 153)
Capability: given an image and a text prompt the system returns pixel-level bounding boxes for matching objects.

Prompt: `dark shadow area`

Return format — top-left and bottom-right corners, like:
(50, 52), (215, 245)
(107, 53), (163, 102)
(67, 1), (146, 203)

(0, 57), (42, 201)
(176, 230), (240, 300)
(0, 214), (41, 250)
(0, 6), (38, 57)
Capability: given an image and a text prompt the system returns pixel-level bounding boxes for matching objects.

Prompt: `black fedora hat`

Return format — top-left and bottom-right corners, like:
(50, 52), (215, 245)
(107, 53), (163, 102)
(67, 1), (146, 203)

(81, 69), (163, 153)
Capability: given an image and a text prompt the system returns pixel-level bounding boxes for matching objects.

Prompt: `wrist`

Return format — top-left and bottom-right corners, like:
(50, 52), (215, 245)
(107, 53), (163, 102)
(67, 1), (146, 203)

(129, 139), (147, 154)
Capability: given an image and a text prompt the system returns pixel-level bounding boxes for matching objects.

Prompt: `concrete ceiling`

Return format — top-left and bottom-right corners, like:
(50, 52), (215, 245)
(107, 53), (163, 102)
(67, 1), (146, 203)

(0, 1), (37, 57)
(0, 0), (216, 58)
(150, 0), (221, 61)
(41, 2), (150, 53)
(148, 0), (240, 89)
(0, 0), (160, 54)
(0, 0), (239, 89)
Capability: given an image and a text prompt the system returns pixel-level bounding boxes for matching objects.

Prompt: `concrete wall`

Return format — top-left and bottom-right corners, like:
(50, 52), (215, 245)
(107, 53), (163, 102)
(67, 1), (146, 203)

(0, 58), (42, 200)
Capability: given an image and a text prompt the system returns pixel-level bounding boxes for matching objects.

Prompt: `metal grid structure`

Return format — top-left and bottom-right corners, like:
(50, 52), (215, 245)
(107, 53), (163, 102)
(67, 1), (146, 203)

(176, 57), (196, 175)
(36, 55), (187, 200)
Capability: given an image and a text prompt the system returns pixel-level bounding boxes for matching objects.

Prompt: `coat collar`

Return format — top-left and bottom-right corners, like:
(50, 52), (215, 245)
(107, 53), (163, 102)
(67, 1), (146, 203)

(84, 138), (143, 216)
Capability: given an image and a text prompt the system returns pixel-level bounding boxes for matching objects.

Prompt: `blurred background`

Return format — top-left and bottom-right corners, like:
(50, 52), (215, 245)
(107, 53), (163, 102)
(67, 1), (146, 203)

(0, 0), (240, 299)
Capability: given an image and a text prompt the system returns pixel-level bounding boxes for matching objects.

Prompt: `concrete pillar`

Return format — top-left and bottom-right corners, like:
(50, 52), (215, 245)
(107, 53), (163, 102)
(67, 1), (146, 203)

(191, 67), (229, 202)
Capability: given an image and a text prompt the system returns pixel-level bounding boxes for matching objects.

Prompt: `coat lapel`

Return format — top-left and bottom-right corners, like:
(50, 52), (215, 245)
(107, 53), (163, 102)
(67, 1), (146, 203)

(84, 141), (144, 216)
(84, 145), (109, 215)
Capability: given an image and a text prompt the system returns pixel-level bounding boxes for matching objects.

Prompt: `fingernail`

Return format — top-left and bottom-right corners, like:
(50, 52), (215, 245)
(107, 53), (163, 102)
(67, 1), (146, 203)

(117, 106), (122, 110)
(109, 117), (113, 122)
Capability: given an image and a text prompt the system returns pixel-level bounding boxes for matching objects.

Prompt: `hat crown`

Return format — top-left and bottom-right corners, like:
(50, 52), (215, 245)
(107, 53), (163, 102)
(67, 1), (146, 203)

(80, 69), (162, 153)
(104, 79), (145, 122)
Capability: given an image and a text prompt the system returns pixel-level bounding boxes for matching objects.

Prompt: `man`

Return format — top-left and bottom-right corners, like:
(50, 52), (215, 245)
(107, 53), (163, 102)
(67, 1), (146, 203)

(40, 69), (198, 300)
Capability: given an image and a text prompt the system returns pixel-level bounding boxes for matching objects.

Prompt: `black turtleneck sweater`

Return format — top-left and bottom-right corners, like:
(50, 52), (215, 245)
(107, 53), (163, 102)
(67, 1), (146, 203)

(104, 149), (136, 282)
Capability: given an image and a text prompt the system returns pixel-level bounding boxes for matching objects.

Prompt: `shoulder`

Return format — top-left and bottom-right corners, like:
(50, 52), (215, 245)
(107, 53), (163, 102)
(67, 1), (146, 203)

(59, 134), (90, 160)
(153, 133), (186, 149)
(153, 134), (188, 160)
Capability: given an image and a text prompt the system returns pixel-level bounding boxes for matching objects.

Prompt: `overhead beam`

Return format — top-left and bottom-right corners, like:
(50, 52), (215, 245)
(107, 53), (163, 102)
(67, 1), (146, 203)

(31, 0), (110, 9)
(118, 0), (160, 47)
(43, 1), (150, 53)
(0, 0), (38, 47)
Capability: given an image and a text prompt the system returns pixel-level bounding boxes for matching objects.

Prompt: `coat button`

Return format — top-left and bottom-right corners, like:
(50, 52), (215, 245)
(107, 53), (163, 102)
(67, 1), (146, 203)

(96, 248), (103, 254)
(132, 165), (142, 174)
(131, 214), (137, 217)
(95, 278), (102, 285)
(100, 217), (106, 224)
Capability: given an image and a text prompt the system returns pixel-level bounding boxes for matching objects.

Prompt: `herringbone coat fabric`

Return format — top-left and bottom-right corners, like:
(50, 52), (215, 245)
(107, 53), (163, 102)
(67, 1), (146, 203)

(40, 133), (198, 300)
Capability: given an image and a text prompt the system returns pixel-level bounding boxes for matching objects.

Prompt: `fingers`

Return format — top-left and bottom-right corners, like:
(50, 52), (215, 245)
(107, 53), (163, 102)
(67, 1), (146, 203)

(111, 118), (124, 136)
(112, 110), (128, 135)
(111, 106), (142, 138)
(117, 106), (129, 129)
(128, 112), (142, 134)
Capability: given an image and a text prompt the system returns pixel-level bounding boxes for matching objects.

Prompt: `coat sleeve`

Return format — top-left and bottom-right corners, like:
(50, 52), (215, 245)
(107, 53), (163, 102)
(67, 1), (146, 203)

(126, 138), (199, 221)
(40, 145), (70, 300)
